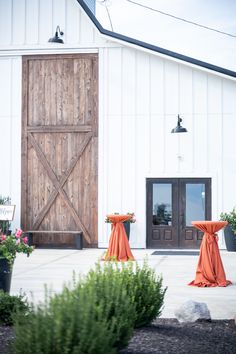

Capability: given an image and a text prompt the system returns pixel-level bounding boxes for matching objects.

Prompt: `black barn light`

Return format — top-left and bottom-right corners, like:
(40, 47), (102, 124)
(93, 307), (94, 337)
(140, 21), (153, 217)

(171, 115), (187, 133)
(48, 25), (64, 44)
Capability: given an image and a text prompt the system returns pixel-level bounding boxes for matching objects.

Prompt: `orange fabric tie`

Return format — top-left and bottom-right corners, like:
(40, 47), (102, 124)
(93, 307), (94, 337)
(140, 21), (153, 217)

(205, 232), (218, 244)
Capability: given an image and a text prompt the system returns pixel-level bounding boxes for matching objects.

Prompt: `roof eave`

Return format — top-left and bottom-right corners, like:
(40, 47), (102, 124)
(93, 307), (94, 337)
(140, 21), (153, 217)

(77, 0), (236, 79)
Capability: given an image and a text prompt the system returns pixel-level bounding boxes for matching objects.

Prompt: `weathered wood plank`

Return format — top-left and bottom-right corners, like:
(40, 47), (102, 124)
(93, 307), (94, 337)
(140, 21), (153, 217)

(22, 54), (98, 247)
(27, 125), (92, 132)
(30, 132), (92, 242)
(21, 58), (29, 230)
(24, 230), (81, 234)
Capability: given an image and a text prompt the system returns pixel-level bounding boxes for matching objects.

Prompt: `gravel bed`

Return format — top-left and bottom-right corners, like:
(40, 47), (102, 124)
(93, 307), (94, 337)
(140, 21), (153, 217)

(0, 326), (14, 354)
(1, 318), (236, 354)
(119, 318), (236, 354)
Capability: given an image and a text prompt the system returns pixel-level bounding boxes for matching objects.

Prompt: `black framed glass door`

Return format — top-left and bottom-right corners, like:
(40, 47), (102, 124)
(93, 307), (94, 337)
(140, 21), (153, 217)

(146, 178), (211, 249)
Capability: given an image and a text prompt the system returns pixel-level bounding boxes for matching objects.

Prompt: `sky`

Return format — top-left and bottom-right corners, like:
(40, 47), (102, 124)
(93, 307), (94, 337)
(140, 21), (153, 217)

(95, 0), (236, 72)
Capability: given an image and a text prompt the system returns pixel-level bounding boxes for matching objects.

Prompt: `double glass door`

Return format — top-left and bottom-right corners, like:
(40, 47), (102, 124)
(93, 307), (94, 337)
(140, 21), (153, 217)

(146, 178), (211, 249)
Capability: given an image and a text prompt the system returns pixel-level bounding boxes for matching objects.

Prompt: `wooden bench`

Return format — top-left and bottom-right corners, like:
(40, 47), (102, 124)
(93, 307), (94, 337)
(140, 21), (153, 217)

(23, 231), (83, 250)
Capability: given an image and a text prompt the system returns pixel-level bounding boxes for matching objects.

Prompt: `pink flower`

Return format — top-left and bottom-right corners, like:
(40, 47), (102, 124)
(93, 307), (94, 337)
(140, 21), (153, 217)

(1, 235), (6, 241)
(16, 239), (21, 245)
(22, 237), (28, 244)
(15, 229), (23, 238)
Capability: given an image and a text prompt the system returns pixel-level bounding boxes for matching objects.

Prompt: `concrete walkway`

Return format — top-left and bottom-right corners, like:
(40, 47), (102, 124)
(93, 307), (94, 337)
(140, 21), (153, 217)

(10, 248), (236, 319)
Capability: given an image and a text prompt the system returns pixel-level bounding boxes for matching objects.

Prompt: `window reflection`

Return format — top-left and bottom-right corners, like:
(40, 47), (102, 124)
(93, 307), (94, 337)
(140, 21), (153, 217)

(186, 184), (205, 226)
(153, 184), (172, 225)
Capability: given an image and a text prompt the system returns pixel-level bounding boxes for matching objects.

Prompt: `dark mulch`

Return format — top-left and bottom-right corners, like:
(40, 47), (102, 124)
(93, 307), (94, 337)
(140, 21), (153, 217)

(0, 326), (14, 354)
(1, 319), (236, 354)
(119, 319), (236, 354)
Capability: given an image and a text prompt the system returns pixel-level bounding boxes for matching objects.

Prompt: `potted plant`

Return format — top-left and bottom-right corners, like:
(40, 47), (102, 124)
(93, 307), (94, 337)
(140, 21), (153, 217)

(105, 212), (136, 240)
(220, 208), (236, 251)
(123, 213), (136, 240)
(0, 229), (34, 292)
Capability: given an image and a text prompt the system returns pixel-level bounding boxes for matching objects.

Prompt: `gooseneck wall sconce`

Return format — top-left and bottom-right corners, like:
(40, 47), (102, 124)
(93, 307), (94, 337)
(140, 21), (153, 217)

(171, 115), (187, 133)
(48, 25), (64, 44)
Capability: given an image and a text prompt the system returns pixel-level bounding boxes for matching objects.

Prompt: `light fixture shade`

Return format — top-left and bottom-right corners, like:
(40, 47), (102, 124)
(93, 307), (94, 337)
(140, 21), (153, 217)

(48, 26), (64, 44)
(171, 115), (187, 133)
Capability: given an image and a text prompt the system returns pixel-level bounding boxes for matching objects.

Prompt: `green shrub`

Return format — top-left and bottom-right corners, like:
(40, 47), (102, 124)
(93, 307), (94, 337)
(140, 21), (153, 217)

(12, 260), (166, 353)
(0, 290), (29, 326)
(89, 260), (167, 328)
(84, 262), (136, 349)
(12, 268), (136, 354)
(119, 260), (167, 327)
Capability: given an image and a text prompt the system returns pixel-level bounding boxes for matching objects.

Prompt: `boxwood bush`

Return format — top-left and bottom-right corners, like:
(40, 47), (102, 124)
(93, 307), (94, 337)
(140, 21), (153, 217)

(87, 261), (167, 328)
(0, 290), (29, 326)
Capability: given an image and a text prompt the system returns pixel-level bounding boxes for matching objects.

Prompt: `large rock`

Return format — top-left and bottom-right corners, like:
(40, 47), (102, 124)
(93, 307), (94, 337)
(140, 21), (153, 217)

(174, 300), (211, 323)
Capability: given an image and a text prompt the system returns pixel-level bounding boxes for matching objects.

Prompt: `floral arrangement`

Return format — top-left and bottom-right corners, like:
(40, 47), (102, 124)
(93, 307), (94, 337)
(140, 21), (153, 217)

(105, 212), (136, 223)
(0, 229), (34, 267)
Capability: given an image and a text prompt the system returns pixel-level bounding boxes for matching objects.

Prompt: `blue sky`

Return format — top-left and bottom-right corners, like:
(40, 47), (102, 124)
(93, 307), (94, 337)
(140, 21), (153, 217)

(96, 0), (236, 71)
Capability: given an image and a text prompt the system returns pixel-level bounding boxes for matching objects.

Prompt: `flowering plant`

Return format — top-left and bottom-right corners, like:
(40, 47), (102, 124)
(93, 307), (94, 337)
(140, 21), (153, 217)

(0, 229), (34, 267)
(126, 212), (136, 223)
(105, 212), (136, 223)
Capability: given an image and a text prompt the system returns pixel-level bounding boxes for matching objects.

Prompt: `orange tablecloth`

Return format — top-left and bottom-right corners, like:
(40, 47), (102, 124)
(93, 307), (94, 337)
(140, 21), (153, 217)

(189, 221), (232, 287)
(104, 214), (135, 262)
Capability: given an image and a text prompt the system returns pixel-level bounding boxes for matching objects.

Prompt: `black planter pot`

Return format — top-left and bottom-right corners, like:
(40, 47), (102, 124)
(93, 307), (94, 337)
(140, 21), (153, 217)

(123, 222), (130, 241)
(110, 222), (131, 240)
(0, 258), (12, 293)
(224, 225), (236, 252)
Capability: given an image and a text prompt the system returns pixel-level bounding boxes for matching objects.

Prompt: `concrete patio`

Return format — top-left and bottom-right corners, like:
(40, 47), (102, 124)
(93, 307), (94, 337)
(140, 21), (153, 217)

(10, 248), (236, 319)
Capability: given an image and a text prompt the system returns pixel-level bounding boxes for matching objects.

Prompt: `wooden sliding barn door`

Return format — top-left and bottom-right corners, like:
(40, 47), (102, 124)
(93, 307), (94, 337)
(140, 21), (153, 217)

(21, 54), (98, 247)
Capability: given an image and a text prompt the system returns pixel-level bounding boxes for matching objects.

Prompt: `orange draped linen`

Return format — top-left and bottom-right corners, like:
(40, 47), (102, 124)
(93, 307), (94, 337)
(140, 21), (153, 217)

(104, 214), (135, 262)
(189, 221), (232, 287)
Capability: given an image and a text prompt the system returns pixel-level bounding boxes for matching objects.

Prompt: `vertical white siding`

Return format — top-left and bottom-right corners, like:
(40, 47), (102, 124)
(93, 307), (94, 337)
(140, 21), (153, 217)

(193, 71), (208, 173)
(52, 0), (66, 36)
(98, 46), (236, 248)
(0, 0), (104, 47)
(0, 0), (235, 248)
(12, 0), (26, 45)
(25, 0), (39, 44)
(0, 57), (22, 231)
(0, 0), (12, 45)
(150, 57), (165, 173)
(222, 80), (236, 212)
(66, 0), (80, 44)
(121, 49), (136, 214)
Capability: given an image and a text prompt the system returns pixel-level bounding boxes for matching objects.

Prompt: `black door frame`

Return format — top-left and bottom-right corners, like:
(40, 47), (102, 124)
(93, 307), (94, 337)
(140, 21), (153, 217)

(146, 178), (212, 249)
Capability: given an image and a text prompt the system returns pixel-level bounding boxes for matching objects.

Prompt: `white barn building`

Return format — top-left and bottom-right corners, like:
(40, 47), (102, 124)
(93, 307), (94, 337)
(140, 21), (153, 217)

(0, 0), (236, 249)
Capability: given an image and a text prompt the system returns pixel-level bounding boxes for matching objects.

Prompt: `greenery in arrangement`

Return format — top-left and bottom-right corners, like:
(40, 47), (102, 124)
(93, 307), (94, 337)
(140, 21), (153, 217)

(0, 195), (11, 234)
(105, 212), (136, 223)
(220, 208), (236, 233)
(12, 260), (166, 354)
(0, 290), (30, 326)
(0, 229), (34, 267)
